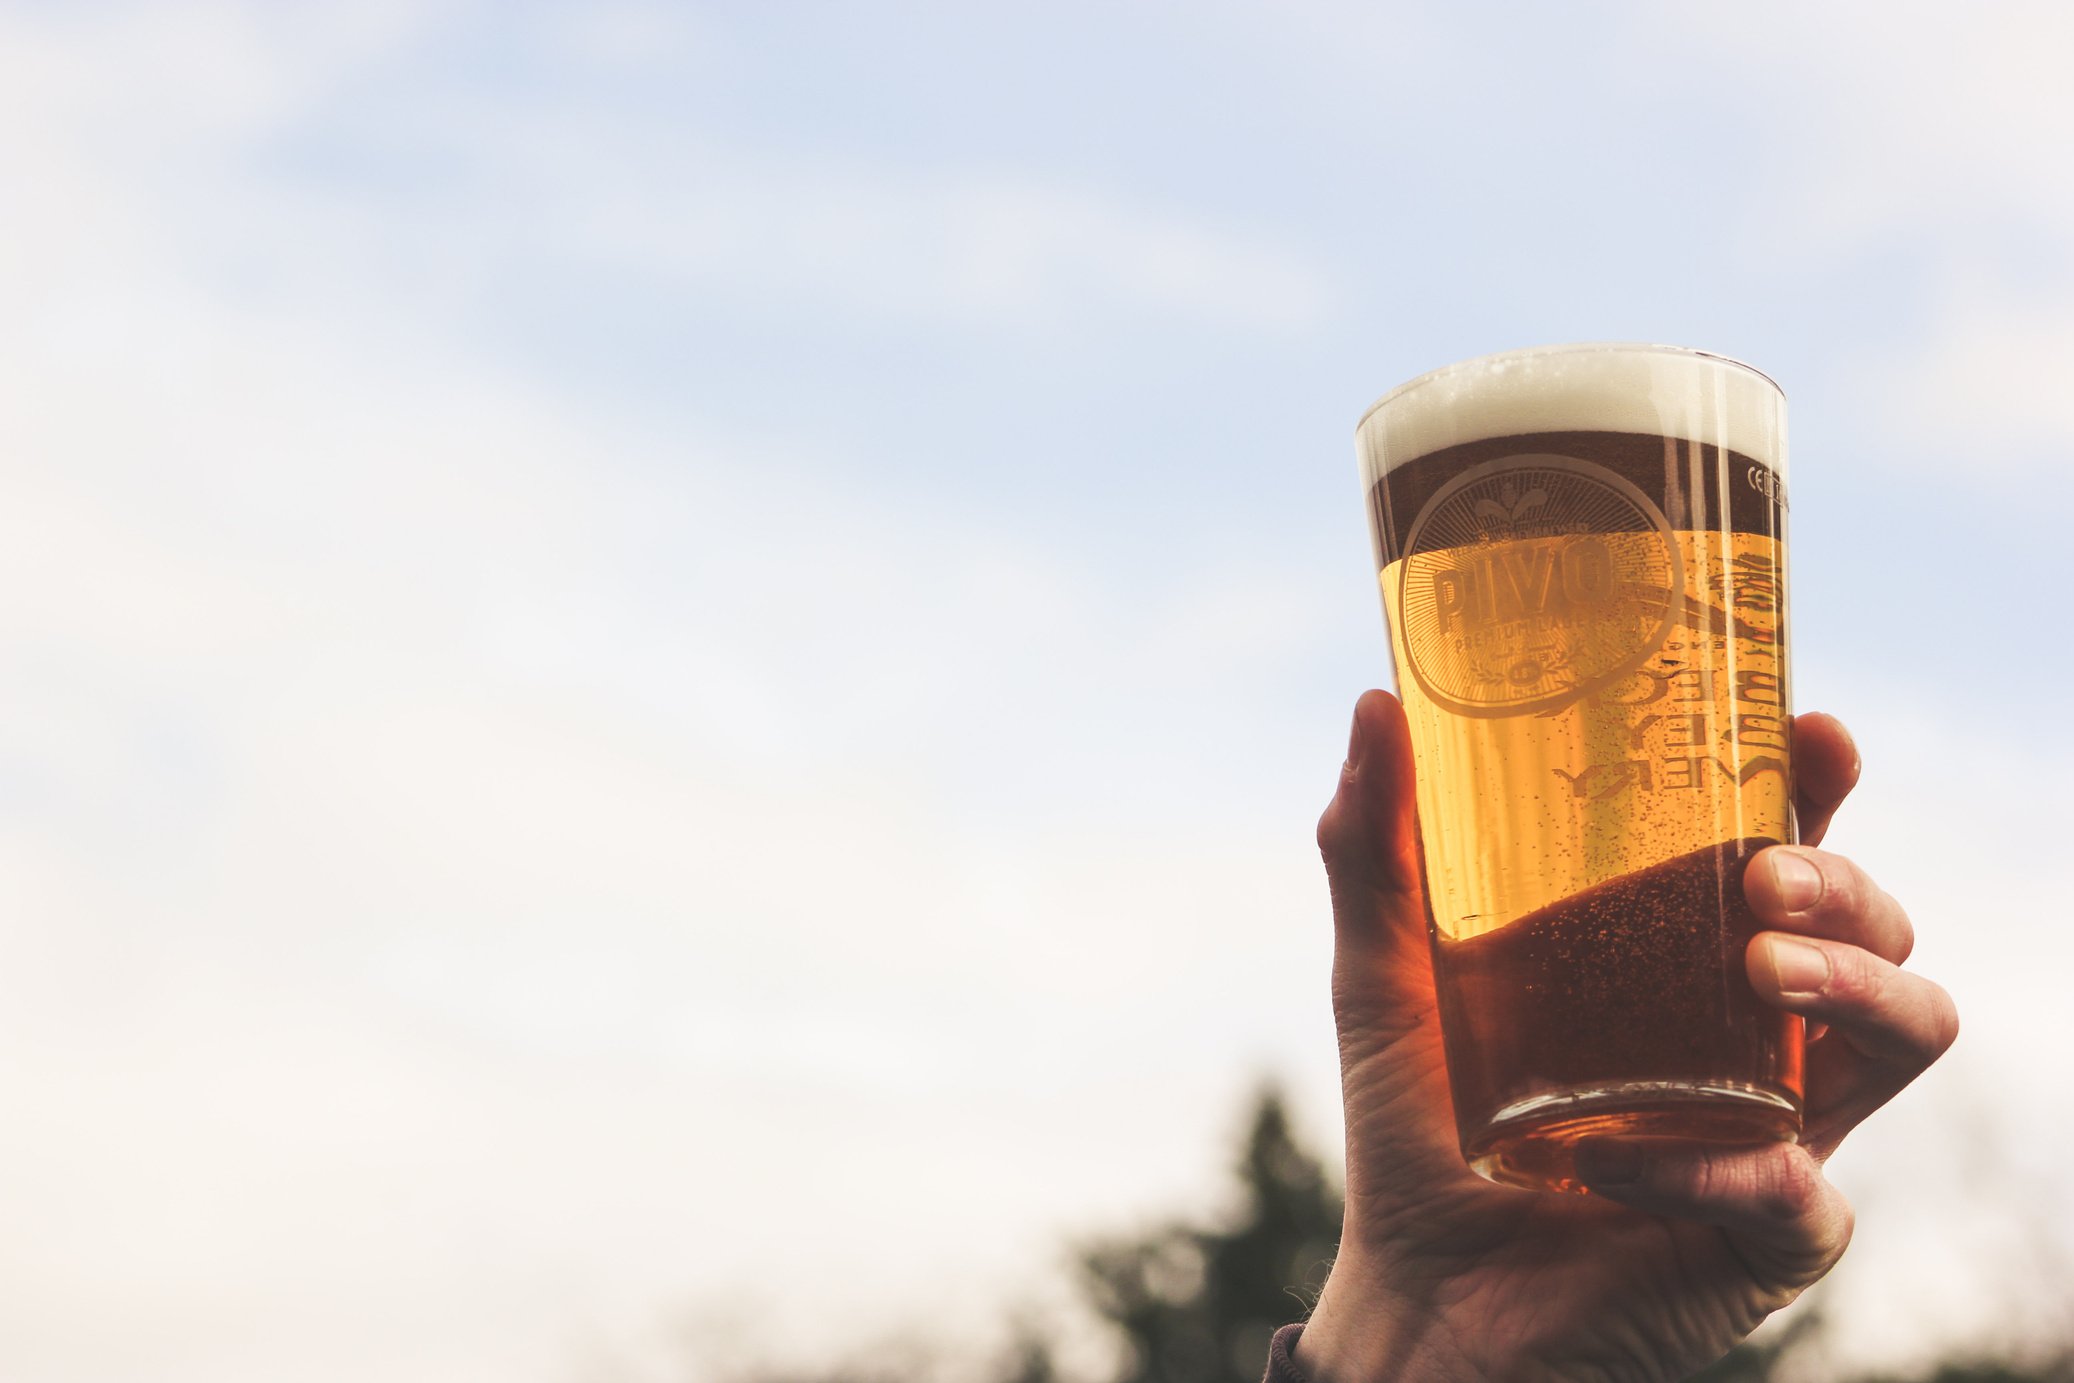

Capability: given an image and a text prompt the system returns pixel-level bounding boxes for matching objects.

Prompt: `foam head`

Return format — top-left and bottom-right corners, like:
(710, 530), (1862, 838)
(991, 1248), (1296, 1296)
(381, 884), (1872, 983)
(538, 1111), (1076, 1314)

(1357, 343), (1786, 489)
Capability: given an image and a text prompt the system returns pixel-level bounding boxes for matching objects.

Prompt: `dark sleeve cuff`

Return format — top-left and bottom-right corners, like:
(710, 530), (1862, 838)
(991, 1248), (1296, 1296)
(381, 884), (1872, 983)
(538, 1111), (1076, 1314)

(1263, 1322), (1312, 1383)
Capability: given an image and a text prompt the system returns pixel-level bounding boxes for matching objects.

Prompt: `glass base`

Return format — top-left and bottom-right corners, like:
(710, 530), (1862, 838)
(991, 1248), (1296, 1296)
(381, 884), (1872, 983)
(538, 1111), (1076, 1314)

(1464, 1081), (1801, 1194)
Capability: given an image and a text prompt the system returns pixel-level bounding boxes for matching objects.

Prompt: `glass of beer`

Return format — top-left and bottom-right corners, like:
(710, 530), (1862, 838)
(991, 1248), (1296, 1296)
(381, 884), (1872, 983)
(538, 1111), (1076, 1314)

(1356, 343), (1801, 1193)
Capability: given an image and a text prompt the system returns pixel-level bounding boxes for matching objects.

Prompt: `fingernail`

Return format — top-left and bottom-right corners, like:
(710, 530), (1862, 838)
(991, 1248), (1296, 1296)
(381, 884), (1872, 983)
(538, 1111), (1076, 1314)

(1765, 936), (1831, 997)
(1345, 703), (1367, 773)
(1577, 1140), (1644, 1186)
(1769, 849), (1824, 912)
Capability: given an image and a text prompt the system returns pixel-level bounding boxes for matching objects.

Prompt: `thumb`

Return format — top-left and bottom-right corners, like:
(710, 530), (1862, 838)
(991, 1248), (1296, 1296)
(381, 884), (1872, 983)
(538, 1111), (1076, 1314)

(1318, 690), (1442, 1046)
(1317, 692), (1465, 1194)
(1317, 689), (1425, 956)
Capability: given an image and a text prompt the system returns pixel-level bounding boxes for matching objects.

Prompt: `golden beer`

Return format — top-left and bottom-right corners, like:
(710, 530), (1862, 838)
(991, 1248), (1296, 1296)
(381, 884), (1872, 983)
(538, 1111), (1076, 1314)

(1357, 345), (1800, 1192)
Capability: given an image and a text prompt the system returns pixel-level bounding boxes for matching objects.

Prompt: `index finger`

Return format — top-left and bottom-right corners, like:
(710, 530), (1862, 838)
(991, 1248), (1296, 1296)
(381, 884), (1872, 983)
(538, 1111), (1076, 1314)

(1793, 712), (1859, 847)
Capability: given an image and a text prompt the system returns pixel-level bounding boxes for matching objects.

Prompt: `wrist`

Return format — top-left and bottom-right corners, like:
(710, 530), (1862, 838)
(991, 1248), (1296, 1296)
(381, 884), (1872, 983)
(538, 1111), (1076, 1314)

(1292, 1263), (1455, 1383)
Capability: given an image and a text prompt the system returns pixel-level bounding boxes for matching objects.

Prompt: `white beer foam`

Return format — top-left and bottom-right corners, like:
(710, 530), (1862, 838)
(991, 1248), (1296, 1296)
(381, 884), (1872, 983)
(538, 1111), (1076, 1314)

(1357, 343), (1786, 485)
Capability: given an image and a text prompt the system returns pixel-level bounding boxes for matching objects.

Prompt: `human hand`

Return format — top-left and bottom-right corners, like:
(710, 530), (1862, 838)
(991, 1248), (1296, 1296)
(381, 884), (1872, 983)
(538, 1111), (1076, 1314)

(1293, 692), (1959, 1383)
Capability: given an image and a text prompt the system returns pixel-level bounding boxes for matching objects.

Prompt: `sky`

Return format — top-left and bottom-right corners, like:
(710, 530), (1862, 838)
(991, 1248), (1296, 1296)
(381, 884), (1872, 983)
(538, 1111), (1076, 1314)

(2, 2), (2072, 1380)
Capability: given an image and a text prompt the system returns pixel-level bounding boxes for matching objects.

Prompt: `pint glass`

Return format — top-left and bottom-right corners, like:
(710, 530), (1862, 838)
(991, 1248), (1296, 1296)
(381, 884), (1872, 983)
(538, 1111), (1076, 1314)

(1356, 344), (1801, 1193)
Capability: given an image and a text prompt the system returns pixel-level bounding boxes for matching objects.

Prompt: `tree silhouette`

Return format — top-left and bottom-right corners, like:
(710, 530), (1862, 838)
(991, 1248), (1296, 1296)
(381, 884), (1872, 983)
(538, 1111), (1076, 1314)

(710, 1084), (2073, 1383)
(1074, 1085), (1341, 1383)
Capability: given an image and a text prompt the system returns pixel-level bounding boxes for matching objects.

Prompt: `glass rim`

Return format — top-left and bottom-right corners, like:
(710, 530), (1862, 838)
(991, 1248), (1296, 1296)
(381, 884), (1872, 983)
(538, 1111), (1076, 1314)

(1356, 342), (1785, 433)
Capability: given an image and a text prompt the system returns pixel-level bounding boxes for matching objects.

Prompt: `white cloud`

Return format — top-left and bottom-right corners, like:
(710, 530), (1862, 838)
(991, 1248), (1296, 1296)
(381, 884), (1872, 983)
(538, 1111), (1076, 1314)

(1849, 285), (2074, 467)
(539, 2), (717, 74)
(336, 133), (1335, 334)
(1662, 3), (2074, 238)
(1642, 2), (2074, 470)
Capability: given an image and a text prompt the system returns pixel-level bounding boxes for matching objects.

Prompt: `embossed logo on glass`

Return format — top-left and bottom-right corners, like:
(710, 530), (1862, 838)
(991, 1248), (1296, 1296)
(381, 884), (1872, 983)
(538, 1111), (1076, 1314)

(1396, 455), (1682, 718)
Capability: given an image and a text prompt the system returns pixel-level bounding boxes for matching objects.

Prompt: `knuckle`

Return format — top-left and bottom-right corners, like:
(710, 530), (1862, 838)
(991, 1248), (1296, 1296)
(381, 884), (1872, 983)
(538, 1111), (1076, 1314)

(1922, 981), (1962, 1061)
(1813, 851), (1862, 918)
(1669, 1148), (1724, 1203)
(1815, 856), (1916, 964)
(1857, 974), (1960, 1067)
(1316, 792), (1350, 859)
(1823, 943), (1875, 1002)
(1763, 1147), (1822, 1221)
